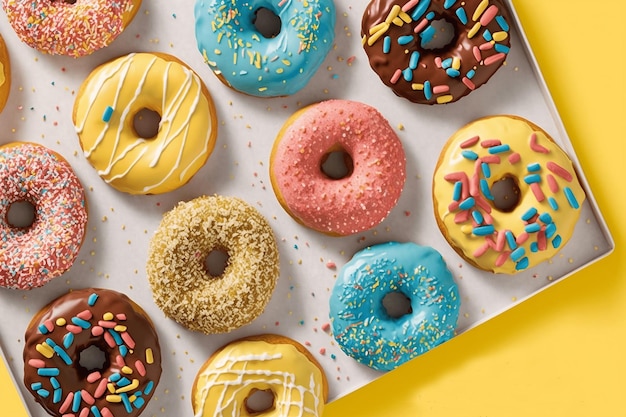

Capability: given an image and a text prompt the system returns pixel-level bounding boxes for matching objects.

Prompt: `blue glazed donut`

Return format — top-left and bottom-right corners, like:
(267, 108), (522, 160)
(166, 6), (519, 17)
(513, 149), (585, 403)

(194, 0), (336, 97)
(329, 242), (460, 371)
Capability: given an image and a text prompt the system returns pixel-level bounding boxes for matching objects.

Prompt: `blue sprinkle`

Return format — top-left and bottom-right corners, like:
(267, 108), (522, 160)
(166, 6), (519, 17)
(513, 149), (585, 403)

(444, 0), (457, 9)
(459, 197), (475, 210)
(530, 242), (539, 252)
(515, 257), (530, 270)
(121, 393), (133, 413)
(442, 58), (453, 69)
(494, 44), (510, 54)
(456, 7), (468, 24)
(496, 15), (510, 31)
(539, 213), (553, 224)
(424, 80), (433, 100)
(521, 207), (538, 221)
(109, 372), (122, 382)
(545, 223), (557, 239)
(525, 223), (541, 233)
(90, 406), (102, 417)
(398, 35), (414, 45)
(524, 174), (541, 184)
(134, 391), (143, 397)
(63, 332), (74, 349)
(133, 397), (146, 409)
(120, 345), (129, 357)
(144, 380), (155, 395)
(483, 30), (493, 41)
(446, 68), (461, 77)
(117, 377), (132, 387)
(383, 36), (391, 54)
(488, 144), (511, 154)
(481, 162), (491, 178)
(38, 368), (60, 377)
(461, 150), (479, 160)
(505, 230), (517, 250)
(102, 106), (114, 123)
(37, 388), (50, 399)
(403, 68), (413, 82)
(426, 11), (436, 20)
(53, 345), (73, 365)
(50, 377), (60, 390)
(108, 329), (123, 345)
(473, 225), (495, 236)
(466, 69), (476, 79)
(480, 179), (494, 200)
(552, 235), (562, 248)
(411, 0), (431, 21)
(53, 388), (62, 404)
(452, 181), (463, 201)
(71, 317), (91, 329)
(88, 293), (98, 306)
(31, 382), (43, 391)
(472, 210), (484, 224)
(564, 187), (580, 209)
(420, 25), (437, 46)
(45, 338), (57, 348)
(38, 324), (49, 334)
(511, 247), (526, 262)
(527, 163), (541, 172)
(548, 196), (559, 210)
(72, 390), (82, 413)
(409, 51), (420, 69)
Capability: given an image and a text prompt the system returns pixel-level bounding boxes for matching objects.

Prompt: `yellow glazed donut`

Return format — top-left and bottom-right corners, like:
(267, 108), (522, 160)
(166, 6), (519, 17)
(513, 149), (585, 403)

(146, 195), (280, 334)
(0, 33), (10, 112)
(73, 52), (218, 194)
(192, 334), (328, 417)
(433, 115), (586, 274)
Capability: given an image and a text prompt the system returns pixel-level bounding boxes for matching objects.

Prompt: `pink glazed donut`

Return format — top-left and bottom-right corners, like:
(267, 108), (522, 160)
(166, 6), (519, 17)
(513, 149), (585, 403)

(270, 100), (406, 236)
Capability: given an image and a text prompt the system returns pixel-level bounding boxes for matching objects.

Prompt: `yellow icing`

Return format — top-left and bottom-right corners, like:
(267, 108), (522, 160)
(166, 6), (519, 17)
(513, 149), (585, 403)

(193, 340), (325, 417)
(74, 53), (217, 194)
(433, 116), (586, 274)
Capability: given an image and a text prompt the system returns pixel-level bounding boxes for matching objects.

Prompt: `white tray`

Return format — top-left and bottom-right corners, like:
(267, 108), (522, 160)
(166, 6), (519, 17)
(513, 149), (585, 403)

(0, 0), (614, 415)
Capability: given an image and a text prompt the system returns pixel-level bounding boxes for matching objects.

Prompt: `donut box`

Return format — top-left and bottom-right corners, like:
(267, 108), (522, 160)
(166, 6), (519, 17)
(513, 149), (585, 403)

(0, 0), (614, 415)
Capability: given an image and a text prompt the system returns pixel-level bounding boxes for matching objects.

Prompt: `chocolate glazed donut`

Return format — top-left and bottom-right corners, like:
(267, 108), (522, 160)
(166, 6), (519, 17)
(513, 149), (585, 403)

(361, 0), (512, 104)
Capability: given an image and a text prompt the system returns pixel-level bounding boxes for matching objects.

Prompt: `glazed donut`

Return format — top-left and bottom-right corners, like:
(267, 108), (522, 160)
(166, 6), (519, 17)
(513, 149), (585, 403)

(269, 100), (406, 236)
(23, 288), (162, 417)
(361, 0), (512, 104)
(0, 33), (10, 112)
(0, 143), (87, 290)
(194, 0), (336, 97)
(192, 334), (328, 417)
(146, 195), (280, 334)
(432, 115), (586, 274)
(73, 52), (218, 195)
(2, 0), (141, 57)
(329, 242), (460, 371)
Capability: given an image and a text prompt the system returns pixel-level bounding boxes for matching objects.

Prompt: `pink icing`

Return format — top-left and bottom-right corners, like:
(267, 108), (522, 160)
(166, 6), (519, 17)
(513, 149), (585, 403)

(270, 100), (406, 236)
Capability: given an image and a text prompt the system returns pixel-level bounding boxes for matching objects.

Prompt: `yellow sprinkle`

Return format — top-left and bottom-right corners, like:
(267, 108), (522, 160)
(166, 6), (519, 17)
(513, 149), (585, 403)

(214, 49), (222, 55)
(452, 57), (461, 70)
(437, 95), (454, 104)
(492, 31), (508, 42)
(276, 68), (284, 74)
(103, 312), (114, 321)
(473, 0), (490, 21)
(36, 343), (54, 359)
(107, 383), (116, 394)
(368, 22), (387, 36)
(106, 395), (122, 403)
(361, 34), (366, 46)
(114, 325), (127, 332)
(121, 366), (133, 375)
(233, 52), (237, 65)
(281, 59), (291, 66)
(461, 225), (473, 234)
(146, 348), (154, 364)
(385, 5), (401, 24)
(367, 24), (389, 46)
(129, 395), (137, 403)
(468, 22), (482, 39)
(411, 83), (424, 91)
(115, 379), (140, 394)
(55, 318), (66, 327)
(399, 11), (412, 23)
(392, 17), (404, 26)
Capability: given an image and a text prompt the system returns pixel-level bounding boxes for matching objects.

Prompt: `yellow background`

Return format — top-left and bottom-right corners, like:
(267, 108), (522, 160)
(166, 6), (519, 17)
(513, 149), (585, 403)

(1, 0), (624, 416)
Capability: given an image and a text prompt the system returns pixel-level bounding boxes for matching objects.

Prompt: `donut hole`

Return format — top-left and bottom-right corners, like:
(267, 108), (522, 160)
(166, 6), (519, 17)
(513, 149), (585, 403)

(204, 249), (230, 278)
(382, 291), (413, 319)
(421, 19), (457, 51)
(6, 200), (36, 229)
(245, 389), (276, 414)
(133, 108), (161, 139)
(253, 7), (282, 39)
(320, 149), (354, 180)
(77, 344), (110, 379)
(490, 175), (521, 213)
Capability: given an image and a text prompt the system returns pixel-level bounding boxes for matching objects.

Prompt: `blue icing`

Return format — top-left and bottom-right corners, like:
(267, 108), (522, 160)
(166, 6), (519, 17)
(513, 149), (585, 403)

(329, 242), (460, 372)
(194, 0), (336, 97)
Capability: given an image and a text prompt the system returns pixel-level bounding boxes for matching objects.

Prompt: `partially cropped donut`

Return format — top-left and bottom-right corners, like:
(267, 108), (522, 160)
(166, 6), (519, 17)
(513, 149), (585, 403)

(147, 195), (279, 334)
(73, 52), (218, 195)
(192, 334), (328, 417)
(433, 115), (586, 273)
(361, 0), (512, 104)
(23, 288), (162, 417)
(194, 0), (336, 97)
(0, 33), (10, 112)
(0, 143), (87, 290)
(269, 100), (406, 236)
(2, 0), (142, 57)
(329, 242), (460, 371)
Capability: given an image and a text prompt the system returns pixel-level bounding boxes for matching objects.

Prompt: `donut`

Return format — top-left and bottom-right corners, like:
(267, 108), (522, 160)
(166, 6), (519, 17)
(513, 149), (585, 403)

(73, 52), (218, 195)
(432, 115), (586, 273)
(269, 99), (406, 236)
(2, 0), (142, 57)
(23, 288), (162, 417)
(194, 0), (336, 97)
(146, 195), (280, 334)
(329, 242), (460, 371)
(0, 33), (10, 112)
(361, 0), (512, 104)
(192, 334), (327, 417)
(0, 143), (87, 290)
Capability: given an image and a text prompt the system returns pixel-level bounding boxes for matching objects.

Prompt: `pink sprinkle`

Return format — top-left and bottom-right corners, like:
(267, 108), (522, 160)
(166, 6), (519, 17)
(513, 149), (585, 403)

(460, 136), (480, 149)
(414, 18), (429, 34)
(433, 85), (450, 94)
(103, 331), (116, 348)
(462, 77), (476, 90)
(547, 161), (573, 182)
(454, 210), (470, 224)
(390, 69), (402, 84)
(116, 314), (127, 321)
(116, 355), (125, 368)
(81, 390), (95, 405)
(537, 231), (547, 250)
(321, 322), (331, 332)
(479, 5), (499, 26)
(480, 155), (501, 164)
(473, 46), (482, 62)
(94, 378), (109, 398)
(121, 332), (136, 349)
(304, 341), (312, 346)
(483, 211), (493, 224)
(530, 183), (545, 202)
(508, 153), (521, 164)
(44, 320), (54, 332)
(481, 140), (502, 148)
(101, 408), (114, 417)
(495, 251), (511, 267)
(76, 310), (93, 320)
(79, 407), (90, 417)
(325, 261), (336, 269)
(496, 231), (507, 251)
(434, 57), (443, 68)
(278, 0), (288, 6)
(346, 56), (356, 65)
(319, 348), (326, 355)
(98, 320), (116, 329)
(448, 201), (460, 212)
(28, 359), (46, 368)
(473, 242), (490, 257)
(86, 371), (101, 384)
(91, 326), (104, 337)
(484, 53), (506, 65)
(135, 360), (147, 377)
(529, 133), (550, 153)
(547, 174), (559, 192)
(516, 232), (529, 245)
(66, 325), (83, 334)
(475, 196), (492, 213)
(479, 42), (494, 51)
(402, 0), (420, 12)
(59, 392), (74, 414)
(469, 173), (480, 196)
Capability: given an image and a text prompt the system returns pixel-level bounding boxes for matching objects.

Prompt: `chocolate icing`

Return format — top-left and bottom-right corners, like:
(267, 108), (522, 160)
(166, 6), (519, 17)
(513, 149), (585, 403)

(23, 288), (161, 417)
(361, 0), (512, 104)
